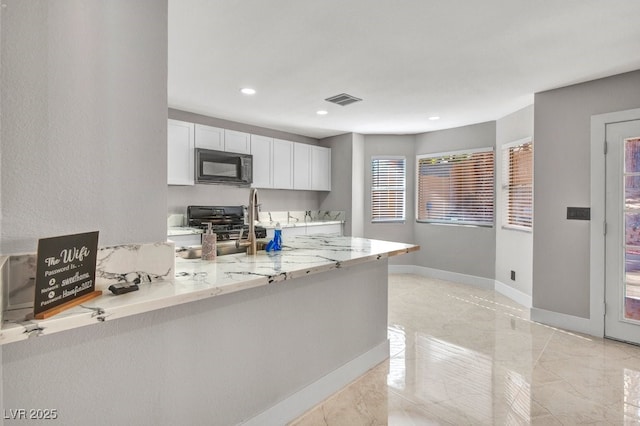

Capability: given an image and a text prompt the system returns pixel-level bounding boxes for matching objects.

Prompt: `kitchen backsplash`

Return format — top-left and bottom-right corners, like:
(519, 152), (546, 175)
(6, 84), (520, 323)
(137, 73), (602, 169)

(257, 210), (345, 224)
(167, 210), (345, 228)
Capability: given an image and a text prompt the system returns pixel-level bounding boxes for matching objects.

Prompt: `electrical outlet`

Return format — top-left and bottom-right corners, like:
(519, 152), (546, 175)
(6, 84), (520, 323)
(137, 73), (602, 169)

(510, 270), (516, 281)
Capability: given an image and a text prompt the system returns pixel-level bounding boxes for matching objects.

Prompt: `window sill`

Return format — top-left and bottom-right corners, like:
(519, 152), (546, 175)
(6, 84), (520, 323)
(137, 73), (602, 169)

(416, 220), (494, 229)
(371, 220), (406, 224)
(501, 225), (533, 233)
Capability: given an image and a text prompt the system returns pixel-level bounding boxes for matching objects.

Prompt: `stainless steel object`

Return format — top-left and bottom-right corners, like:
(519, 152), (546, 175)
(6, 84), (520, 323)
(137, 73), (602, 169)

(184, 205), (266, 256)
(247, 188), (259, 255)
(235, 188), (259, 255)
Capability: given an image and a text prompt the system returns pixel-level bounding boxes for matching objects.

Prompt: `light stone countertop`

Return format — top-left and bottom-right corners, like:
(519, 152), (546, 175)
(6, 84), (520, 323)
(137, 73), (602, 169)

(0, 236), (418, 345)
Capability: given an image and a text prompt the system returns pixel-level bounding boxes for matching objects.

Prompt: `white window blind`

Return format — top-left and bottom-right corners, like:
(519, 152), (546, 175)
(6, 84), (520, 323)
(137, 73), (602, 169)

(371, 156), (406, 222)
(417, 148), (495, 226)
(502, 139), (533, 229)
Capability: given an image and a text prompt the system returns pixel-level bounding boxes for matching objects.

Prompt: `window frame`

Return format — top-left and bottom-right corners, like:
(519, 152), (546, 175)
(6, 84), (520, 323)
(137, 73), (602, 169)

(501, 137), (533, 232)
(415, 147), (495, 227)
(370, 155), (407, 223)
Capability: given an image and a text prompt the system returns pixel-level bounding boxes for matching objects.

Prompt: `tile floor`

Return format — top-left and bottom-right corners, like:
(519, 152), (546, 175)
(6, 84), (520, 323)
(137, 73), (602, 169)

(289, 274), (640, 425)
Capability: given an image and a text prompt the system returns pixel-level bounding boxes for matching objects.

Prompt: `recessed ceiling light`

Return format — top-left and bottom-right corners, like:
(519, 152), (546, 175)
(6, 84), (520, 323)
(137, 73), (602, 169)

(316, 110), (328, 115)
(240, 88), (256, 95)
(428, 116), (440, 121)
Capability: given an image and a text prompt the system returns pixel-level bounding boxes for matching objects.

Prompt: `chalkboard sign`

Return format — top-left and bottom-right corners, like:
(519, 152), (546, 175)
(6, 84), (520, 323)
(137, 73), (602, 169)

(34, 231), (100, 319)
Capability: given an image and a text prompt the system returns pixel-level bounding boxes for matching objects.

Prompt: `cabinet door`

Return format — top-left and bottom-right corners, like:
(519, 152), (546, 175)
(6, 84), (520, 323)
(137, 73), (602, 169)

(273, 139), (294, 189)
(282, 226), (307, 238)
(224, 129), (251, 154)
(167, 119), (195, 185)
(250, 134), (273, 188)
(311, 146), (331, 191)
(293, 143), (311, 190)
(307, 224), (342, 236)
(195, 124), (224, 150)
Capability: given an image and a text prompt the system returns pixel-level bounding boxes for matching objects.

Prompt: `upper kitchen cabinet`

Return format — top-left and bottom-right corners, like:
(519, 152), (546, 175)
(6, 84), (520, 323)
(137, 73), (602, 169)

(224, 129), (251, 154)
(194, 124), (224, 151)
(293, 143), (312, 190)
(250, 134), (273, 188)
(167, 119), (195, 185)
(311, 146), (331, 191)
(273, 139), (294, 189)
(250, 136), (294, 190)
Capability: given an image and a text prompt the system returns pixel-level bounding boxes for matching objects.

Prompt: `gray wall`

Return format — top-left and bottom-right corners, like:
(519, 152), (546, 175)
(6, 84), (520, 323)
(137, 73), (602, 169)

(351, 133), (365, 237)
(3, 259), (388, 426)
(533, 70), (640, 318)
(414, 122), (497, 279)
(363, 134), (417, 265)
(168, 109), (321, 216)
(1, 0), (168, 254)
(0, 0), (167, 422)
(495, 105), (534, 296)
(319, 133), (355, 235)
(318, 132), (365, 238)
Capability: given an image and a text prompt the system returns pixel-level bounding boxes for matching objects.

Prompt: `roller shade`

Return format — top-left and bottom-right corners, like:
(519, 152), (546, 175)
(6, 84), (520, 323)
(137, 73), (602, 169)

(417, 149), (494, 226)
(371, 157), (406, 222)
(503, 140), (533, 229)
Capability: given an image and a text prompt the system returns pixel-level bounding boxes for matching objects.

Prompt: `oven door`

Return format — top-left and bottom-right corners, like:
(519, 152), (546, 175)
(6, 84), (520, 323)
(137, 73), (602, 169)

(195, 149), (252, 185)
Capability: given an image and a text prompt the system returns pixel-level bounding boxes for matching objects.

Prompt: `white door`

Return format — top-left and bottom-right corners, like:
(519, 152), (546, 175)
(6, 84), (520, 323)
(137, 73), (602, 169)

(605, 119), (640, 343)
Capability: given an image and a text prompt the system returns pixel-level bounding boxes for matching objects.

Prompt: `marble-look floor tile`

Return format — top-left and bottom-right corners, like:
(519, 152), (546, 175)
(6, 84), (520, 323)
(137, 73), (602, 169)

(290, 274), (640, 425)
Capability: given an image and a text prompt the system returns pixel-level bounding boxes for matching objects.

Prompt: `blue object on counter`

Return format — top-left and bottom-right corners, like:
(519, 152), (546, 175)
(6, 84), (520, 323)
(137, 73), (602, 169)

(266, 223), (283, 252)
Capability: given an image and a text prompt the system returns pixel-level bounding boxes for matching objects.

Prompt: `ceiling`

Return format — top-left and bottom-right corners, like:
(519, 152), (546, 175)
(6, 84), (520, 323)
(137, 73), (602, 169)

(168, 1), (640, 139)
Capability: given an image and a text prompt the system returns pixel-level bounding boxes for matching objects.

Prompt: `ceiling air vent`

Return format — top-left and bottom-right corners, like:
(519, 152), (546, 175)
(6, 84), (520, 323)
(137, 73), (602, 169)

(325, 93), (362, 106)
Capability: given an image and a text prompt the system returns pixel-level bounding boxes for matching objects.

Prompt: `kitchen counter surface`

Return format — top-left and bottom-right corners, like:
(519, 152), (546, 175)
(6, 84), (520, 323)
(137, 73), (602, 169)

(0, 236), (418, 345)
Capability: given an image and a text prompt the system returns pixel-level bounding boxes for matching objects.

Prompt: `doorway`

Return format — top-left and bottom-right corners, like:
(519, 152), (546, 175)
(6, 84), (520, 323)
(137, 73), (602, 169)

(605, 119), (640, 343)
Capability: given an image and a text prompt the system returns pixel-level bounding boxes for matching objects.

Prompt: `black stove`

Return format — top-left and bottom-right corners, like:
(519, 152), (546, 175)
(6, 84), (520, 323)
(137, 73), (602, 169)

(187, 205), (266, 241)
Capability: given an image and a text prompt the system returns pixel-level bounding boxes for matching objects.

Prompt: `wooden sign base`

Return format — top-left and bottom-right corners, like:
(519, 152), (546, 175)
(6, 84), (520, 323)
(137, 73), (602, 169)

(34, 290), (103, 320)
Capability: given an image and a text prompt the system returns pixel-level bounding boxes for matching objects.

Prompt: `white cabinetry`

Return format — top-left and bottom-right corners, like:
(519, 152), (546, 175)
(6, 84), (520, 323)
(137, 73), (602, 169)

(224, 129), (251, 154)
(293, 143), (312, 190)
(273, 139), (294, 189)
(250, 134), (273, 188)
(250, 137), (294, 190)
(308, 223), (342, 236)
(167, 119), (195, 186)
(311, 146), (331, 191)
(194, 124), (224, 151)
(293, 144), (331, 191)
(168, 118), (331, 191)
(269, 223), (343, 239)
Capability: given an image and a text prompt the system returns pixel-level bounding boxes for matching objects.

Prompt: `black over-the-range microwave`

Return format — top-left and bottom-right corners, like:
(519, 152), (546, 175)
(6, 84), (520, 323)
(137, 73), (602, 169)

(195, 148), (252, 186)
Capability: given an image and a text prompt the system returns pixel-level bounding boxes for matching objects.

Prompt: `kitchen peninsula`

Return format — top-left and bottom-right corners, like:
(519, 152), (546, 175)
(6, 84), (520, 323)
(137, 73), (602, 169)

(1, 235), (418, 425)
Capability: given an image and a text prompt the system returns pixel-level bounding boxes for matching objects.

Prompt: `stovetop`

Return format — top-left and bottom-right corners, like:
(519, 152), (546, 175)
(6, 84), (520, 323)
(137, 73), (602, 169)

(187, 205), (266, 240)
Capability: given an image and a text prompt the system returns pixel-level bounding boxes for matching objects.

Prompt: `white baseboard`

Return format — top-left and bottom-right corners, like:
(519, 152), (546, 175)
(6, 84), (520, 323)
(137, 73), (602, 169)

(494, 280), (532, 308)
(242, 339), (390, 426)
(530, 307), (602, 337)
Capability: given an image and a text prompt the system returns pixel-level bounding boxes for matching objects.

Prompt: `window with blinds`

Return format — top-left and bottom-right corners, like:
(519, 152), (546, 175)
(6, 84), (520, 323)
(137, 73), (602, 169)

(417, 148), (495, 226)
(371, 156), (406, 222)
(502, 139), (533, 230)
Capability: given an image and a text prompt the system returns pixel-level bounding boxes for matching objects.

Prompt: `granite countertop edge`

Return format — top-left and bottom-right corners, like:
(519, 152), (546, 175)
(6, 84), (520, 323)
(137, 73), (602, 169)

(0, 236), (418, 346)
